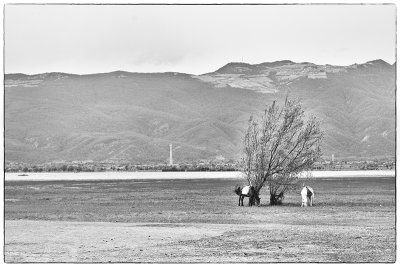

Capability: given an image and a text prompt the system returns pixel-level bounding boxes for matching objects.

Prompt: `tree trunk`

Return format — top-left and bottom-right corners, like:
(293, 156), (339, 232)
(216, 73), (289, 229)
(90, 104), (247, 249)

(250, 189), (261, 206)
(270, 194), (279, 205)
(269, 193), (284, 205)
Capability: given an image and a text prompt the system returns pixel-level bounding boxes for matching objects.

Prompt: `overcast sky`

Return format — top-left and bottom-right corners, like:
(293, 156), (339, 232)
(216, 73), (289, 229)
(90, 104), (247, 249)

(5, 4), (396, 75)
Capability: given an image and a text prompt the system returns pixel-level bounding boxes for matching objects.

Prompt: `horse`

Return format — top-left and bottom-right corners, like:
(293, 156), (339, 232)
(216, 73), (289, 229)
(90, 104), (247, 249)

(301, 185), (315, 207)
(234, 185), (260, 206)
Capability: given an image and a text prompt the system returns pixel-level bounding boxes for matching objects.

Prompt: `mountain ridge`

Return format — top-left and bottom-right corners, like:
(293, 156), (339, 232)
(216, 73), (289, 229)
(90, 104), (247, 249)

(5, 59), (395, 164)
(5, 59), (394, 77)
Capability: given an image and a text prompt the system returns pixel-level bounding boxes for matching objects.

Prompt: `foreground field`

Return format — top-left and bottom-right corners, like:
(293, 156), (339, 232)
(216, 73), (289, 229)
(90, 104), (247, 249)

(4, 176), (396, 262)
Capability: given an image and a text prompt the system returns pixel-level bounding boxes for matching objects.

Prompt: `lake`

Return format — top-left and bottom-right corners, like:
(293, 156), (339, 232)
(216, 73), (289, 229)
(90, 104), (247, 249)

(5, 170), (395, 181)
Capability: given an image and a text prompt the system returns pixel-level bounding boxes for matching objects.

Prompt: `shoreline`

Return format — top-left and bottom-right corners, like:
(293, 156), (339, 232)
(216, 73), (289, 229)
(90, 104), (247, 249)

(4, 170), (395, 182)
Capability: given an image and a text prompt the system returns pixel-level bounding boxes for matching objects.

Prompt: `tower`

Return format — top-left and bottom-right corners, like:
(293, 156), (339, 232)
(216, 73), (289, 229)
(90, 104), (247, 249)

(169, 144), (173, 165)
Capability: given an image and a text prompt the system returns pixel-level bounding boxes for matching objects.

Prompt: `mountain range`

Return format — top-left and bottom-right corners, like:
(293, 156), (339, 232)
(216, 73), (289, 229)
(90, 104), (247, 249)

(5, 59), (395, 164)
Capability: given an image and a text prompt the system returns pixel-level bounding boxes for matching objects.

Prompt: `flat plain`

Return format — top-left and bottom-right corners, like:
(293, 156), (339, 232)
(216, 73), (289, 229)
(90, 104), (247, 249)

(4, 175), (396, 263)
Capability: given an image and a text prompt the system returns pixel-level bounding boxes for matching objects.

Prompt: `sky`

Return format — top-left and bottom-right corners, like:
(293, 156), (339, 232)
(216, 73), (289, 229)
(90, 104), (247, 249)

(4, 4), (396, 75)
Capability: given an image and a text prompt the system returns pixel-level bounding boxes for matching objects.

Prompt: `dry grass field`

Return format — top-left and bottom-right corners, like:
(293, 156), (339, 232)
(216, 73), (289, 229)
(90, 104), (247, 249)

(4, 175), (396, 263)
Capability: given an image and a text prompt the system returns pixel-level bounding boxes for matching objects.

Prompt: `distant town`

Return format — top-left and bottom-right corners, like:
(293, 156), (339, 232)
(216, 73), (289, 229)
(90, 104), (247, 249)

(4, 158), (395, 173)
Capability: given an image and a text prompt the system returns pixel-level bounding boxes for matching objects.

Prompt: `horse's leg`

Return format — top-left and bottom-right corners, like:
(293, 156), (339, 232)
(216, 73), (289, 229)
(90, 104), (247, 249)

(241, 195), (244, 206)
(238, 196), (241, 206)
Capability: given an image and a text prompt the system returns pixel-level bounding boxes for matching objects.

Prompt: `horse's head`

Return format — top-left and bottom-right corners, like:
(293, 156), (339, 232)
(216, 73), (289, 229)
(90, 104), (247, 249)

(234, 185), (242, 196)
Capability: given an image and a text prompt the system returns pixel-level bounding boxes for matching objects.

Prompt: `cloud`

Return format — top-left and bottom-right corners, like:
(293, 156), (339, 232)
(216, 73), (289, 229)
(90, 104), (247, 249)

(5, 4), (396, 74)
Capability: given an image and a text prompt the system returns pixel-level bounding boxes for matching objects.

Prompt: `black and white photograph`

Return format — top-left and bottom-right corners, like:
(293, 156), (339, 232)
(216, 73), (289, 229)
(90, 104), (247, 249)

(2, 1), (396, 263)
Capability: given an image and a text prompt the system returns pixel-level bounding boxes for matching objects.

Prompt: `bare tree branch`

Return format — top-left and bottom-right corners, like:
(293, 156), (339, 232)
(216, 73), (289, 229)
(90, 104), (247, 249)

(240, 97), (323, 205)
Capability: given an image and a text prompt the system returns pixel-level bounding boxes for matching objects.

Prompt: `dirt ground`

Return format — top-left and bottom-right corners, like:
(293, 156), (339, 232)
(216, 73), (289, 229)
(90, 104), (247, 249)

(4, 176), (396, 263)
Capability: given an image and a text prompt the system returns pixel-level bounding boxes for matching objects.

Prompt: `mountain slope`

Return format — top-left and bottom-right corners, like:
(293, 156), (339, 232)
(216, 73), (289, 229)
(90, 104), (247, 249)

(5, 60), (395, 164)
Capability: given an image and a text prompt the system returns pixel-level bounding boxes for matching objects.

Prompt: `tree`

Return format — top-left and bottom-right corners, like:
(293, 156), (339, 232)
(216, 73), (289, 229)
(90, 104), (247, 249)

(241, 97), (323, 205)
(61, 165), (68, 172)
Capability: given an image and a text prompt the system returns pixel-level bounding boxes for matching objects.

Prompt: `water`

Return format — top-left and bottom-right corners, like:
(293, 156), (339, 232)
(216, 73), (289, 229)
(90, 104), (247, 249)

(4, 170), (395, 182)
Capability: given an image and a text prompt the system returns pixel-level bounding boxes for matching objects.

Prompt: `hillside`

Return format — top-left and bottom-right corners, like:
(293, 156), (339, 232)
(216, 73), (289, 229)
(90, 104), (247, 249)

(5, 60), (395, 164)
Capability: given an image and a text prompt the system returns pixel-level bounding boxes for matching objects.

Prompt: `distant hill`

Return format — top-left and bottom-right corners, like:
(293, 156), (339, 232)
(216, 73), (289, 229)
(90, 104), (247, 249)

(5, 60), (395, 164)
